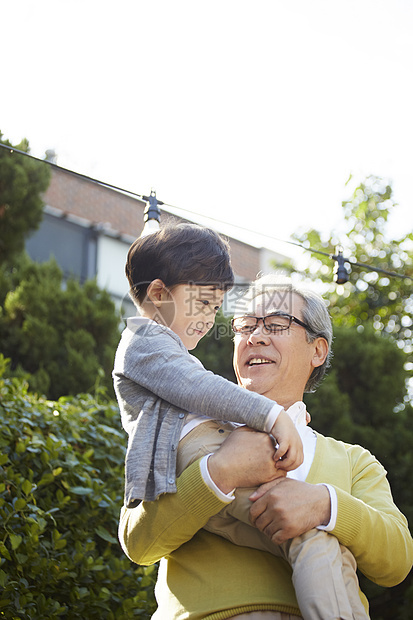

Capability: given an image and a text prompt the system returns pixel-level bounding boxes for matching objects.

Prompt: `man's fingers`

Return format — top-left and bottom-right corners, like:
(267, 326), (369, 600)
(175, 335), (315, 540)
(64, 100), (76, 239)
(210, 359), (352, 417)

(249, 475), (285, 504)
(250, 506), (270, 529)
(252, 505), (290, 544)
(250, 506), (289, 544)
(269, 528), (289, 545)
(249, 480), (279, 502)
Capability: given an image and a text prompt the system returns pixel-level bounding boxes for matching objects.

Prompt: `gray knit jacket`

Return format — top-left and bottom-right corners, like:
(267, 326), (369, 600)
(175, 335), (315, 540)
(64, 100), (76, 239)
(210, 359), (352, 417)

(113, 318), (280, 505)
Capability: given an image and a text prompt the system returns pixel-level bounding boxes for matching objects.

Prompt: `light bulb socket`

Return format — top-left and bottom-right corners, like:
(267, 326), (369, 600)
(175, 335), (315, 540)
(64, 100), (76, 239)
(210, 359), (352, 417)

(334, 249), (349, 284)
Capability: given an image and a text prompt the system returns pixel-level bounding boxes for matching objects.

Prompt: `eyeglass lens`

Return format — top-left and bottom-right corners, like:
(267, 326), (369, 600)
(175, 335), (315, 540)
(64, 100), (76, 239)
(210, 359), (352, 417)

(233, 314), (292, 333)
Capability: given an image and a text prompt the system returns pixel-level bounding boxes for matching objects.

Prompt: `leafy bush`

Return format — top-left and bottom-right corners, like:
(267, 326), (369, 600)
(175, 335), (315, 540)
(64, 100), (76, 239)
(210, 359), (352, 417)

(0, 356), (156, 619)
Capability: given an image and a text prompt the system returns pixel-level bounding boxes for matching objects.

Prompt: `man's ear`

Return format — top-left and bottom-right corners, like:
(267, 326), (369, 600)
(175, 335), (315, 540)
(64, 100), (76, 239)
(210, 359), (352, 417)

(311, 337), (329, 369)
(146, 279), (169, 307)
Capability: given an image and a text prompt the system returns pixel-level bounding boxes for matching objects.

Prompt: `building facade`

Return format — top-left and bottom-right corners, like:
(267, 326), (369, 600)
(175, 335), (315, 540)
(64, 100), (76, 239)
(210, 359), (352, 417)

(26, 166), (290, 316)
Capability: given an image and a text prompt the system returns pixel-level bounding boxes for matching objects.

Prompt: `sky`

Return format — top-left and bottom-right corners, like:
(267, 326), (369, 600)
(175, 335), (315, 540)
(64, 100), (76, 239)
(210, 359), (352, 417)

(2, 0), (413, 263)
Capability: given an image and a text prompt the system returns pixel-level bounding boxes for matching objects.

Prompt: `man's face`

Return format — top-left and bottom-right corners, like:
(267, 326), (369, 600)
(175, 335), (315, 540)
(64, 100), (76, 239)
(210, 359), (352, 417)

(233, 291), (326, 407)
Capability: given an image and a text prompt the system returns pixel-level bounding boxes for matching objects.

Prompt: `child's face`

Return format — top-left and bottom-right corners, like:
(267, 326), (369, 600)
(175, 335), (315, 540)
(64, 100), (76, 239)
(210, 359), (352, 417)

(166, 284), (225, 350)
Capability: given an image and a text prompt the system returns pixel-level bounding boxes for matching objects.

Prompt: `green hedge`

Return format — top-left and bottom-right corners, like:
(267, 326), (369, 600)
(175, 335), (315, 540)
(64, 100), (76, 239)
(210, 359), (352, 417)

(0, 356), (156, 619)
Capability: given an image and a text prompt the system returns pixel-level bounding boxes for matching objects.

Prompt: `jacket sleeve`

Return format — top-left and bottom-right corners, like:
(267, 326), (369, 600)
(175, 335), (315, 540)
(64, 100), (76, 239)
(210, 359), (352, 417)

(114, 325), (279, 431)
(331, 446), (413, 587)
(118, 459), (227, 566)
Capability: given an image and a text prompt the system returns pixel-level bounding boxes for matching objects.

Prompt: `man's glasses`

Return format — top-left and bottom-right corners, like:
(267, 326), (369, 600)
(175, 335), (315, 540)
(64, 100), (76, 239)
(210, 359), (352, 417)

(231, 312), (315, 335)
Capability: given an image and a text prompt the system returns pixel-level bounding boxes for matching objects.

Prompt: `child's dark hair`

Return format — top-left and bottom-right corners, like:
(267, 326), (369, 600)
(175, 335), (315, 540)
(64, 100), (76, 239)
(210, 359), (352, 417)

(126, 223), (235, 306)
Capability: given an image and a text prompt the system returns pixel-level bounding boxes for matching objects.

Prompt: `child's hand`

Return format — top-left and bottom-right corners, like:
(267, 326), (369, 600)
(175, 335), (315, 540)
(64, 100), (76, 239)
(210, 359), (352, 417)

(270, 409), (303, 471)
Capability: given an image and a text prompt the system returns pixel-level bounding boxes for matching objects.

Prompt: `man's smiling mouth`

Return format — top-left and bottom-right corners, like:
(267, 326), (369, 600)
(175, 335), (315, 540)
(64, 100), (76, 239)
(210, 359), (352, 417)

(248, 358), (274, 366)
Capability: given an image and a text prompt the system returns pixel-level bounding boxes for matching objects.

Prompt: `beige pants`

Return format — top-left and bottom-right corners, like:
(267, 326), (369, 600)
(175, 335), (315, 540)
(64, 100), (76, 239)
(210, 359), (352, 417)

(177, 420), (369, 620)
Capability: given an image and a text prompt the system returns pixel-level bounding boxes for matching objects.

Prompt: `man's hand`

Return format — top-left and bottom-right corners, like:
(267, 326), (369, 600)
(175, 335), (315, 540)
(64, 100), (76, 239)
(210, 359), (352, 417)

(249, 478), (331, 544)
(270, 409), (304, 471)
(208, 426), (285, 494)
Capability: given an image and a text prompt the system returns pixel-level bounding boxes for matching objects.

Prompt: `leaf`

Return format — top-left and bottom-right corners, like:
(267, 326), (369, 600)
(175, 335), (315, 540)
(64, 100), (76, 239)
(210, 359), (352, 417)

(95, 526), (118, 544)
(70, 486), (94, 495)
(38, 472), (55, 486)
(0, 599), (12, 608)
(0, 541), (11, 560)
(9, 533), (23, 550)
(15, 441), (26, 454)
(14, 498), (26, 511)
(22, 479), (33, 495)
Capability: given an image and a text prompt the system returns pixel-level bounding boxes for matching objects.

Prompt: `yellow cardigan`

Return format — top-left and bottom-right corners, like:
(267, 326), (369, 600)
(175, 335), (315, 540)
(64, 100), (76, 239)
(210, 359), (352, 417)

(119, 432), (413, 619)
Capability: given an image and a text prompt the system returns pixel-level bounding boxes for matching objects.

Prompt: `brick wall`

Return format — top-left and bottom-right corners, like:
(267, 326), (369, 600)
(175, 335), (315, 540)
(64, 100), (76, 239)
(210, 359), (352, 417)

(44, 168), (147, 238)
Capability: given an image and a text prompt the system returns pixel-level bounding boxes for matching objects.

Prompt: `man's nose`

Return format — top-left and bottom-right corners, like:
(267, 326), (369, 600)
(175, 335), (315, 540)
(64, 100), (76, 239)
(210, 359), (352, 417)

(247, 322), (271, 344)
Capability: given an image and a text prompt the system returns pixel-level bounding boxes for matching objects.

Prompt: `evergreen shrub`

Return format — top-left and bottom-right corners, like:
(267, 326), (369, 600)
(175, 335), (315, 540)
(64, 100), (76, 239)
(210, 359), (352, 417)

(0, 356), (156, 619)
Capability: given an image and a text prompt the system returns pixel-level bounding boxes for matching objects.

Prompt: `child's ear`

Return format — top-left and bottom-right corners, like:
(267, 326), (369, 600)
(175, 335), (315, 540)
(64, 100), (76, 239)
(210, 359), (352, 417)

(146, 279), (169, 307)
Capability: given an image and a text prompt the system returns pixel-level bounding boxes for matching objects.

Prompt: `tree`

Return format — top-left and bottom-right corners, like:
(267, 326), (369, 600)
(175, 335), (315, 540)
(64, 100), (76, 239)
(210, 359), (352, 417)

(289, 175), (413, 391)
(0, 133), (50, 264)
(0, 133), (121, 399)
(0, 253), (120, 399)
(305, 326), (411, 515)
(284, 179), (413, 618)
(304, 325), (413, 619)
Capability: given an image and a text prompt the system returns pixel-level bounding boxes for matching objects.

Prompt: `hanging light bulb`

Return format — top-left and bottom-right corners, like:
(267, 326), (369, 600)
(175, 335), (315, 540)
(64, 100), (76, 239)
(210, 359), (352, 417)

(141, 189), (162, 237)
(333, 247), (350, 284)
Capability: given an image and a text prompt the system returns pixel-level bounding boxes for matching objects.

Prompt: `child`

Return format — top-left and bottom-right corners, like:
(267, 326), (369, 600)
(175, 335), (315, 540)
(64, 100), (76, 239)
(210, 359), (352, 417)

(114, 223), (302, 505)
(113, 223), (368, 620)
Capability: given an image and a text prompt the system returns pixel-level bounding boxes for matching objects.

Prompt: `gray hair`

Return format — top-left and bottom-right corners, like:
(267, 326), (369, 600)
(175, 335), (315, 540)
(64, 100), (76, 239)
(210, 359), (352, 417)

(243, 274), (333, 392)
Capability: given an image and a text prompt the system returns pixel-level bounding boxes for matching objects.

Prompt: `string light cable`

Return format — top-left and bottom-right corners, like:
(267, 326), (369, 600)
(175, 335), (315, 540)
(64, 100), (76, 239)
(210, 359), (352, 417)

(1, 142), (411, 283)
(165, 204), (412, 283)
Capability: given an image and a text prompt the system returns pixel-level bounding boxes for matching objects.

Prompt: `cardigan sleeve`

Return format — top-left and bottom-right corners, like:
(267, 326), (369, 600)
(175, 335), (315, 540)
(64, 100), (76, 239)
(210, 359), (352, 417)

(114, 324), (281, 431)
(331, 445), (413, 587)
(118, 459), (227, 566)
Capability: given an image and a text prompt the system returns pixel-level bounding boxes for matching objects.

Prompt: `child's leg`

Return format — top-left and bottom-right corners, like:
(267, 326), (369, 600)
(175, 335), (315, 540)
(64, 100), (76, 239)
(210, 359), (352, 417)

(285, 529), (369, 620)
(176, 419), (239, 476)
(341, 545), (370, 619)
(177, 422), (285, 559)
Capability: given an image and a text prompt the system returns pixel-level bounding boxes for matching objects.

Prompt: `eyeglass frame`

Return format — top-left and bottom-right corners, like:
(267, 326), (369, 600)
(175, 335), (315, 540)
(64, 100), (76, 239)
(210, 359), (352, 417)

(231, 311), (316, 335)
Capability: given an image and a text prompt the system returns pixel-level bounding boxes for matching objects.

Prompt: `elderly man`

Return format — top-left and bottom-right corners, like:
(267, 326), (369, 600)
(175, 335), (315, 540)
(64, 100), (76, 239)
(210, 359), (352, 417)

(119, 276), (413, 620)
